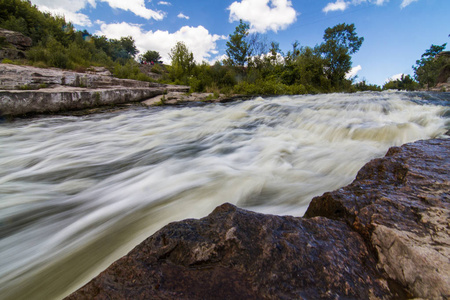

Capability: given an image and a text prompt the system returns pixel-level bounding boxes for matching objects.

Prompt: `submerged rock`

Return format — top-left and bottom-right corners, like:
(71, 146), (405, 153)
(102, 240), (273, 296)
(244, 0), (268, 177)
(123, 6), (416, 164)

(66, 139), (449, 299)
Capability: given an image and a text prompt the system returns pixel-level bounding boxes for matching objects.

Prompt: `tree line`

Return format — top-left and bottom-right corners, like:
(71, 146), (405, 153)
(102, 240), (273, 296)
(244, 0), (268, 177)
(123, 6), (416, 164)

(164, 20), (448, 94)
(1, 0), (448, 94)
(167, 20), (365, 95)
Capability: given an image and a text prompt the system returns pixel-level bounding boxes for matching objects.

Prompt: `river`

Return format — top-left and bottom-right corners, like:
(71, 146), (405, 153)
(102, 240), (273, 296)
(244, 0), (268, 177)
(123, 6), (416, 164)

(0, 91), (448, 299)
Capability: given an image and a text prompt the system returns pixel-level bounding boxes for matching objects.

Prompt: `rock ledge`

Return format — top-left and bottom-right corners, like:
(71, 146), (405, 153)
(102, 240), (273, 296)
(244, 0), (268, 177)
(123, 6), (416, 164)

(0, 64), (189, 117)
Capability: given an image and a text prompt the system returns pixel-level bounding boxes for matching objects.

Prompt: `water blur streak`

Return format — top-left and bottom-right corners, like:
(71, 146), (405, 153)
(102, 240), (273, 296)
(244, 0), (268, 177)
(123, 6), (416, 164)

(0, 91), (448, 299)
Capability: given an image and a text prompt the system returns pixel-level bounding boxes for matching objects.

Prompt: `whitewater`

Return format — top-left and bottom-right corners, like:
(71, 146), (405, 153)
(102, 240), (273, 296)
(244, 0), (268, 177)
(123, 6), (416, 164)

(0, 91), (448, 299)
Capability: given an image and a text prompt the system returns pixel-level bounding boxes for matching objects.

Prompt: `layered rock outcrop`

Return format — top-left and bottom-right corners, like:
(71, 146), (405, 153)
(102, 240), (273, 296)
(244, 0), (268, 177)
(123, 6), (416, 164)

(0, 64), (189, 116)
(66, 138), (450, 299)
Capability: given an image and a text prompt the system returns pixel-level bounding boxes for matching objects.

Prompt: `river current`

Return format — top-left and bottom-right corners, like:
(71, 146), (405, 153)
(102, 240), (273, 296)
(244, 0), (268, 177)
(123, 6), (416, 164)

(0, 91), (448, 299)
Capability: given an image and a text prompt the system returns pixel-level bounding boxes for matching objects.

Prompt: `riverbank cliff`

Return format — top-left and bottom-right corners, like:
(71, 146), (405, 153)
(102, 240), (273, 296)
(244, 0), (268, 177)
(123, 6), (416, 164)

(65, 138), (449, 299)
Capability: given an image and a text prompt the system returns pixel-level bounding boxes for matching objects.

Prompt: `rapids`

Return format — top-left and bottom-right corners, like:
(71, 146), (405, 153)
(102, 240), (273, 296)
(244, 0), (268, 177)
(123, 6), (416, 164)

(0, 91), (448, 299)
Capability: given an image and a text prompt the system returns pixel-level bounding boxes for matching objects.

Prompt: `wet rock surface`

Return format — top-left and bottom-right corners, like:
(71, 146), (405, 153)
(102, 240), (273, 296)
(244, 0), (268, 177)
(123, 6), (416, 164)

(66, 138), (450, 299)
(305, 138), (450, 299)
(66, 205), (392, 300)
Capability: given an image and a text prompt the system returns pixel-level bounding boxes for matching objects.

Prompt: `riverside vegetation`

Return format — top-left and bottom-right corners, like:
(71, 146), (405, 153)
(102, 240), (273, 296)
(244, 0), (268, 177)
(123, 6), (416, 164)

(0, 0), (449, 95)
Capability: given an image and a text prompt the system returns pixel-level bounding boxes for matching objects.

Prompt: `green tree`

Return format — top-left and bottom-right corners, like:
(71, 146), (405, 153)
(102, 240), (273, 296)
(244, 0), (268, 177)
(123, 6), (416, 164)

(268, 41), (281, 64)
(320, 23), (364, 88)
(382, 74), (418, 91)
(413, 43), (447, 88)
(169, 41), (195, 84)
(142, 50), (161, 63)
(282, 46), (328, 91)
(119, 36), (138, 58)
(226, 20), (250, 67)
(354, 80), (382, 92)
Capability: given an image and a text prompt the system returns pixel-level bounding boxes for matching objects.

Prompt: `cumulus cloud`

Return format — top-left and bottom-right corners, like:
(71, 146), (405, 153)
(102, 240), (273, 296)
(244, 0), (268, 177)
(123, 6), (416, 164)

(177, 13), (190, 20)
(99, 0), (165, 20)
(345, 65), (362, 79)
(96, 22), (227, 63)
(30, 0), (166, 26)
(30, 0), (95, 26)
(385, 73), (405, 83)
(322, 0), (415, 13)
(323, 0), (348, 13)
(228, 0), (297, 33)
(158, 1), (171, 5)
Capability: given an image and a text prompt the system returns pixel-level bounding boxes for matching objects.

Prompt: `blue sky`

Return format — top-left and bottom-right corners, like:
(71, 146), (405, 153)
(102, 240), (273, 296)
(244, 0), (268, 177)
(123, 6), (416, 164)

(29, 0), (449, 85)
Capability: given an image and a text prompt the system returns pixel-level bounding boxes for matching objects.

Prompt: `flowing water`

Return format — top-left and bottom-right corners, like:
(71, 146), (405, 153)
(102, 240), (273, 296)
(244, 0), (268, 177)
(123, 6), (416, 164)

(0, 91), (448, 300)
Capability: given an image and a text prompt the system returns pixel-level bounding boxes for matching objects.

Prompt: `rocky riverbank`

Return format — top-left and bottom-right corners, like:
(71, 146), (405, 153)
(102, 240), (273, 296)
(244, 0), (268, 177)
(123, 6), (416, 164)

(0, 63), (236, 117)
(65, 138), (450, 299)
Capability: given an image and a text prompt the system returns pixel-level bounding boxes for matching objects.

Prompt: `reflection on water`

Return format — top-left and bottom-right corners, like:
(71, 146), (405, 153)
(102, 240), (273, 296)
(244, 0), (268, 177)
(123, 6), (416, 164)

(0, 91), (448, 299)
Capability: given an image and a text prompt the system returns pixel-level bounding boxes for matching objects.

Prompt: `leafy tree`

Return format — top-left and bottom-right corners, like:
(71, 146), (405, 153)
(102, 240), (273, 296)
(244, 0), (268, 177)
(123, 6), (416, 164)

(320, 23), (364, 88)
(413, 43), (447, 88)
(142, 50), (161, 63)
(247, 33), (268, 58)
(383, 74), (418, 91)
(353, 80), (381, 92)
(226, 20), (250, 67)
(119, 36), (138, 58)
(268, 41), (281, 64)
(285, 41), (300, 64)
(282, 46), (328, 91)
(169, 41), (195, 83)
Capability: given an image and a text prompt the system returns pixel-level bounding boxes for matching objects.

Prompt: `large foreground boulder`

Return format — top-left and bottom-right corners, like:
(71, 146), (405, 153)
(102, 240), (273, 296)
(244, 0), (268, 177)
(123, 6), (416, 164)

(305, 138), (450, 298)
(66, 139), (449, 299)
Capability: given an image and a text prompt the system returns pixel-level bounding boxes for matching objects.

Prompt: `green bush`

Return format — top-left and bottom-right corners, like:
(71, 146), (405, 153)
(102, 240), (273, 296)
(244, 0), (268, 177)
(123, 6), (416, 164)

(27, 45), (49, 64)
(50, 51), (69, 69)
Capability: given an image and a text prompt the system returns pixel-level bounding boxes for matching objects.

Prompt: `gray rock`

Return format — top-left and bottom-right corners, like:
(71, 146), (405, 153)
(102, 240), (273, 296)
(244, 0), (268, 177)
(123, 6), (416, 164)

(0, 28), (32, 50)
(0, 64), (190, 116)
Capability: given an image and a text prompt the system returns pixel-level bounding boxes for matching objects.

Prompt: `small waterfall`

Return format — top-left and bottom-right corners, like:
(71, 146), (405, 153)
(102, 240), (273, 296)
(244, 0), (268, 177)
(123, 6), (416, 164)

(0, 91), (448, 300)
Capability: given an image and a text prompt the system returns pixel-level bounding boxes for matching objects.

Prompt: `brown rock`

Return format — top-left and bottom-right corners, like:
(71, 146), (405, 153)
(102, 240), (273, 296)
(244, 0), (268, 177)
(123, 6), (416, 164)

(305, 139), (450, 298)
(66, 204), (392, 299)
(66, 139), (449, 300)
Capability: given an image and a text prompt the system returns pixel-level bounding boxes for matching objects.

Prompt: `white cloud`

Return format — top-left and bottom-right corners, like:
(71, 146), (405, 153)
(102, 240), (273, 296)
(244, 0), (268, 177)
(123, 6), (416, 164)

(30, 0), (95, 26)
(345, 65), (362, 79)
(385, 73), (405, 83)
(158, 1), (171, 5)
(400, 0), (418, 8)
(323, 0), (348, 13)
(30, 0), (166, 26)
(177, 13), (190, 20)
(99, 0), (165, 20)
(228, 0), (297, 33)
(322, 0), (394, 13)
(96, 22), (227, 63)
(210, 54), (229, 65)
